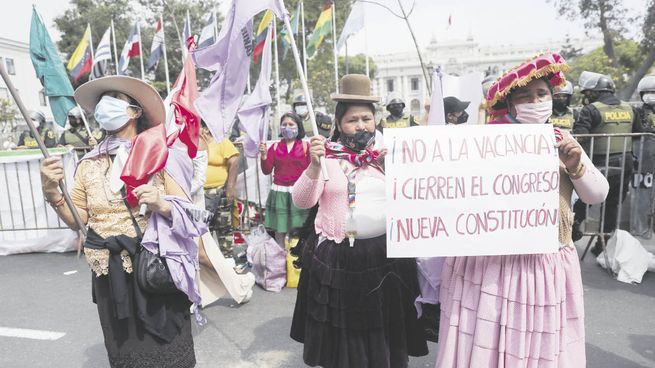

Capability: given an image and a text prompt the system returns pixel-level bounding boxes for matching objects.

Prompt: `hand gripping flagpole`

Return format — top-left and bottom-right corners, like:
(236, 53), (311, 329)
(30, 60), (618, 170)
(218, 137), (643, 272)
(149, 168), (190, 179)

(0, 62), (87, 236)
(282, 13), (329, 181)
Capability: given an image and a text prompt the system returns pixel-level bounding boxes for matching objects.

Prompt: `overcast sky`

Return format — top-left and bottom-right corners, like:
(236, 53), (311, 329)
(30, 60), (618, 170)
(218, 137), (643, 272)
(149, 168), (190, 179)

(1, 0), (647, 56)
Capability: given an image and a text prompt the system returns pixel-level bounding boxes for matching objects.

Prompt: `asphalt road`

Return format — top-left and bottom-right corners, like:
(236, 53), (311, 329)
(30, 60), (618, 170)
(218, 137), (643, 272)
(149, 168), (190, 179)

(0, 241), (654, 368)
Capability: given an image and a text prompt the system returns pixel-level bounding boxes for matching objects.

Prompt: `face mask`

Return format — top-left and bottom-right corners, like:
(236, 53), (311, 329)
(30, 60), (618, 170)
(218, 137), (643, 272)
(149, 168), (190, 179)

(553, 99), (568, 111)
(340, 130), (375, 152)
(295, 105), (308, 117)
(280, 126), (298, 140)
(514, 100), (552, 124)
(456, 111), (469, 124)
(94, 96), (134, 132)
(643, 93), (655, 105)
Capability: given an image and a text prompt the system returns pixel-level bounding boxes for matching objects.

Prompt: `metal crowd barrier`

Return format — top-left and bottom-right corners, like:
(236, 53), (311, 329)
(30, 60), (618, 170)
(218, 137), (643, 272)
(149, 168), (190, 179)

(571, 132), (655, 270)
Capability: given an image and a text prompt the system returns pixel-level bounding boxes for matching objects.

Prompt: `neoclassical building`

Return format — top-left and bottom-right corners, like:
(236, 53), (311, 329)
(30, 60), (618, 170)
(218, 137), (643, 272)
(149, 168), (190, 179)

(372, 36), (602, 116)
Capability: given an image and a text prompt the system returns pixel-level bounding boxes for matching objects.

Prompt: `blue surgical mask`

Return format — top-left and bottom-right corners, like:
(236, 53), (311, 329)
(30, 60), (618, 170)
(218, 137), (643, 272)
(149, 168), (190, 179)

(94, 96), (134, 132)
(281, 126), (298, 140)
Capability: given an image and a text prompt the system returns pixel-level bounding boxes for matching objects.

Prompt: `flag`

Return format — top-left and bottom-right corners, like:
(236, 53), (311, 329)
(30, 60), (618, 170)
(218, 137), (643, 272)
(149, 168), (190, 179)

(252, 10), (273, 62)
(306, 2), (332, 59)
(91, 27), (112, 79)
(67, 24), (93, 82)
(197, 12), (216, 48)
(280, 1), (300, 58)
(238, 23), (273, 158)
(147, 19), (164, 72)
(118, 22), (140, 75)
(29, 7), (76, 126)
(166, 39), (201, 158)
(192, 0), (288, 142)
(336, 1), (364, 51)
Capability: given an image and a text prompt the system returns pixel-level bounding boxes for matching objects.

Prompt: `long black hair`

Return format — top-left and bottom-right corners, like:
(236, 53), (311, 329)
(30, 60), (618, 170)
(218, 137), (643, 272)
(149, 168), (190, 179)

(279, 111), (306, 139)
(331, 102), (376, 142)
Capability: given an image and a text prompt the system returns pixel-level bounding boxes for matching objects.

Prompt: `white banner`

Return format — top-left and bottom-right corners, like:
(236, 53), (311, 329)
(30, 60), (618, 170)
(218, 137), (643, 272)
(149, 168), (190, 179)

(385, 124), (561, 257)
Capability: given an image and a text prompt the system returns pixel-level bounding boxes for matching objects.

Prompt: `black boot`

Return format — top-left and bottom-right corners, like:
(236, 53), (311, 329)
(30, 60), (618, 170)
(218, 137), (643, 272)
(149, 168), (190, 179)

(571, 221), (583, 242)
(419, 303), (440, 343)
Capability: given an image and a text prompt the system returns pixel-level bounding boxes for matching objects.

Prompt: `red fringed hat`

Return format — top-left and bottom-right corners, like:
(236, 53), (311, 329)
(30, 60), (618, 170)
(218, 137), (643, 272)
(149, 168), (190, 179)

(486, 52), (569, 116)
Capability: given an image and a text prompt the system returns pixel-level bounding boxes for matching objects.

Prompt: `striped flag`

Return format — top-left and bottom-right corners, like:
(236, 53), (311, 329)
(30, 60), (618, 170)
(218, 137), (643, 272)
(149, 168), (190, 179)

(197, 12), (216, 48)
(91, 27), (112, 79)
(67, 24), (93, 82)
(252, 10), (273, 62)
(118, 22), (140, 75)
(306, 2), (332, 59)
(280, 1), (300, 58)
(147, 19), (164, 72)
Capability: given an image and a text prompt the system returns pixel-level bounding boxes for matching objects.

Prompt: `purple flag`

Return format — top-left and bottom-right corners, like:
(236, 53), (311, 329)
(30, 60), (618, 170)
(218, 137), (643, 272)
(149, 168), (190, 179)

(193, 0), (288, 142)
(238, 26), (273, 158)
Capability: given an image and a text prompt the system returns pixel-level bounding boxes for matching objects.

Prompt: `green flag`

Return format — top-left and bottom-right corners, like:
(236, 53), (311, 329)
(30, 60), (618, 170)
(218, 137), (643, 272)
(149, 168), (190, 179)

(306, 3), (333, 59)
(29, 7), (76, 127)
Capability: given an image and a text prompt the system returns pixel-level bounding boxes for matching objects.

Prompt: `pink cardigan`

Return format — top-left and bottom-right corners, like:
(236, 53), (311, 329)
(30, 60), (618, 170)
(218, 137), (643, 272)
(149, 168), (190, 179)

(292, 158), (385, 243)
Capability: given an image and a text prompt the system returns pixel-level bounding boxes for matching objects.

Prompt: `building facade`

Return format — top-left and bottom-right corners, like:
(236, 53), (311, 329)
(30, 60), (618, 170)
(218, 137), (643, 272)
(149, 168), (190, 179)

(0, 37), (53, 130)
(372, 36), (602, 117)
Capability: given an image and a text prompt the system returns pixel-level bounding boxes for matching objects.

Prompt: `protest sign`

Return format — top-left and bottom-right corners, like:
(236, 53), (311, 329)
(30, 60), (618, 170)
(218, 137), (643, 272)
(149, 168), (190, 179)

(385, 124), (560, 257)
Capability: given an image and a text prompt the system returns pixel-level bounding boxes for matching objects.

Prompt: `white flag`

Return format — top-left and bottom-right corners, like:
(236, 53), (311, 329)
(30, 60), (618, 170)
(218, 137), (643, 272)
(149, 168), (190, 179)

(197, 12), (216, 48)
(91, 27), (112, 79)
(336, 1), (364, 51)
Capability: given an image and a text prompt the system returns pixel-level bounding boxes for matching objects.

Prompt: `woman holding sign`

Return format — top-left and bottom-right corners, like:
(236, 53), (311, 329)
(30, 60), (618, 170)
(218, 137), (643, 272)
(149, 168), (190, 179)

(290, 74), (428, 368)
(435, 53), (609, 367)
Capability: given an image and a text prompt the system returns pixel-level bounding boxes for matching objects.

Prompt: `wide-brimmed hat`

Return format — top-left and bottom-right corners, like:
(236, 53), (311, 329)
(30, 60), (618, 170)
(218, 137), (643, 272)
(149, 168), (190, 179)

(331, 74), (380, 103)
(486, 52), (569, 114)
(74, 76), (165, 126)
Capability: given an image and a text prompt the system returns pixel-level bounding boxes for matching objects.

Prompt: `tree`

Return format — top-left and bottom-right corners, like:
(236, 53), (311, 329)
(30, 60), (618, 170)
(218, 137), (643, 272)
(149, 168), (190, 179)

(549, 0), (655, 99)
(54, 0), (220, 95)
(0, 98), (18, 132)
(560, 34), (583, 60)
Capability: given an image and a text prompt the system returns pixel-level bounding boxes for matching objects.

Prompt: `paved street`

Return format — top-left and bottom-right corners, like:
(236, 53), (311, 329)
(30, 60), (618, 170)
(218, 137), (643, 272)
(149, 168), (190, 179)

(0, 241), (654, 368)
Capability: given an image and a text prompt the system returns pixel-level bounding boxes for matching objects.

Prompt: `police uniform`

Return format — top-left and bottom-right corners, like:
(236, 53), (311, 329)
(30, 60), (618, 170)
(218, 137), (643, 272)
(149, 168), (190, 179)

(549, 108), (577, 131)
(18, 129), (57, 148)
(378, 114), (417, 130)
(573, 94), (639, 235)
(59, 127), (91, 147)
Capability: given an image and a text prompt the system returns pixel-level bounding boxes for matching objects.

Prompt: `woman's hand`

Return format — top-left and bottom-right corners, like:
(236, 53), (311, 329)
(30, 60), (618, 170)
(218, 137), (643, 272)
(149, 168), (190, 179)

(309, 136), (326, 167)
(88, 137), (98, 147)
(133, 185), (170, 214)
(40, 156), (64, 199)
(259, 143), (267, 159)
(557, 133), (583, 173)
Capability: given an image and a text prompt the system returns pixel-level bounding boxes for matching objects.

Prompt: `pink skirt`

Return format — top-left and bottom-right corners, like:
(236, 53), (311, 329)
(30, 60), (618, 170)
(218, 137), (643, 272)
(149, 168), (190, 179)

(436, 246), (585, 368)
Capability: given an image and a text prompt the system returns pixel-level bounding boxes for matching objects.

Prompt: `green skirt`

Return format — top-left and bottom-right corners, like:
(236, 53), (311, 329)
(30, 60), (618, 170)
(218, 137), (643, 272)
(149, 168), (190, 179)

(264, 186), (309, 233)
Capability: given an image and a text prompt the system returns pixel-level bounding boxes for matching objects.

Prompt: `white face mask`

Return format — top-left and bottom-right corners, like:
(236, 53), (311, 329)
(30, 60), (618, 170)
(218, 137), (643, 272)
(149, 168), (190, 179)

(295, 105), (308, 117)
(94, 96), (135, 132)
(643, 93), (655, 105)
(514, 100), (553, 124)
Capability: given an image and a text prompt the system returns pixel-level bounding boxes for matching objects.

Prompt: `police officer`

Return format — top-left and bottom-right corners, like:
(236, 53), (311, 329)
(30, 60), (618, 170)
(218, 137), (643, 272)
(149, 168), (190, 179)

(315, 111), (333, 138)
(550, 81), (577, 131)
(572, 71), (641, 255)
(636, 75), (655, 132)
(292, 94), (314, 137)
(379, 95), (418, 131)
(443, 96), (470, 125)
(58, 107), (97, 149)
(17, 111), (57, 148)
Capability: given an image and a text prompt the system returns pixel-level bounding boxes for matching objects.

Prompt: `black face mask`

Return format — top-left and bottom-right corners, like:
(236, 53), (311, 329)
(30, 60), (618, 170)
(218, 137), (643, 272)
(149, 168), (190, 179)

(456, 111), (469, 124)
(388, 104), (404, 117)
(340, 130), (375, 152)
(553, 100), (568, 111)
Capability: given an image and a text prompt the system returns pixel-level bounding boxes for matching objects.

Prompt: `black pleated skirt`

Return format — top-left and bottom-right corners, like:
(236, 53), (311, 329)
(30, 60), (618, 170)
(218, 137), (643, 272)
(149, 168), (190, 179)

(290, 232), (428, 368)
(92, 273), (196, 368)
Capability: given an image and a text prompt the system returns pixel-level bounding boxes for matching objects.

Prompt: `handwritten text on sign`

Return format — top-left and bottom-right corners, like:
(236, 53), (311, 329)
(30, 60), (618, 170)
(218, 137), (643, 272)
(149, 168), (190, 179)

(385, 124), (561, 257)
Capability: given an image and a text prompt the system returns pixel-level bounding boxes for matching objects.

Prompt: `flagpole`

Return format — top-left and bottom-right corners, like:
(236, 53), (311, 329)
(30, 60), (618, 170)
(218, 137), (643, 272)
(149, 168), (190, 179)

(282, 14), (328, 181)
(111, 19), (119, 74)
(137, 21), (145, 80)
(213, 10), (219, 39)
(300, 1), (308, 78)
(363, 4), (370, 78)
(0, 62), (87, 236)
(88, 24), (95, 61)
(331, 1), (339, 93)
(161, 15), (171, 95)
(273, 17), (282, 139)
(77, 103), (94, 138)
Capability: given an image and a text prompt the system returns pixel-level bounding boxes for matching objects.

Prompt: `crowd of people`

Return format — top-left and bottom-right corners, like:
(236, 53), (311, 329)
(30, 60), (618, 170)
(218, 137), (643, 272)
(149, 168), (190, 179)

(29, 49), (655, 368)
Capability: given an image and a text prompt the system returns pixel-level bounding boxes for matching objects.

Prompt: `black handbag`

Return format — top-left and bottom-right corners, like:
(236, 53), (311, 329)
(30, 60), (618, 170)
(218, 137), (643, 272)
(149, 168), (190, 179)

(122, 194), (178, 295)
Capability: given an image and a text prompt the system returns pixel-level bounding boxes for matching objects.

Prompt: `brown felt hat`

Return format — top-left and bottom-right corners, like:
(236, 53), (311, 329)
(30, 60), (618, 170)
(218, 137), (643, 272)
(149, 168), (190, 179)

(330, 74), (380, 103)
